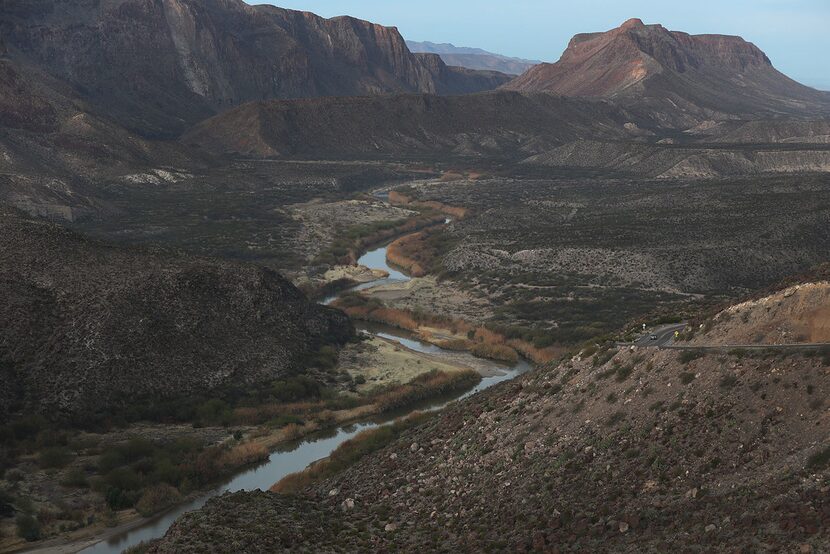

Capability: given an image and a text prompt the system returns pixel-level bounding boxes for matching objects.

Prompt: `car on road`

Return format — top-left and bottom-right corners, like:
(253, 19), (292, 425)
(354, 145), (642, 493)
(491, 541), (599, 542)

(650, 334), (659, 341)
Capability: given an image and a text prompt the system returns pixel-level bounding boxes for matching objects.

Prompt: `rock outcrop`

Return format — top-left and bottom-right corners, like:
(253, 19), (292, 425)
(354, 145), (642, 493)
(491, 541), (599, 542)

(0, 207), (353, 419)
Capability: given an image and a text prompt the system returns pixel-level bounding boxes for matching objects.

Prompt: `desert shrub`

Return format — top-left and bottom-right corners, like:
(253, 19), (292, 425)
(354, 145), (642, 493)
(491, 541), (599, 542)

(135, 484), (182, 517)
(60, 467), (89, 488)
(678, 351), (704, 364)
(679, 372), (696, 385)
(353, 375), (367, 385)
(719, 375), (739, 388)
(615, 365), (633, 382)
(38, 446), (73, 469)
(471, 343), (519, 364)
(807, 445), (830, 470)
(196, 399), (233, 427)
(0, 489), (15, 518)
(97, 449), (126, 473)
(16, 514), (41, 541)
(271, 377), (322, 403)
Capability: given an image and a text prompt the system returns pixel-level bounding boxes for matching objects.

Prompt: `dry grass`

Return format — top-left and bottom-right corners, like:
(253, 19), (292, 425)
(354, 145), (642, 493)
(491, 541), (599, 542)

(218, 442), (269, 469)
(369, 368), (481, 412)
(471, 342), (519, 364)
(271, 412), (434, 494)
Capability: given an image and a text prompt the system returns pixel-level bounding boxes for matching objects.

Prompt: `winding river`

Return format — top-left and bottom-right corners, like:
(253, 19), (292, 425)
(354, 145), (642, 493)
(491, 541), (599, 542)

(80, 240), (531, 554)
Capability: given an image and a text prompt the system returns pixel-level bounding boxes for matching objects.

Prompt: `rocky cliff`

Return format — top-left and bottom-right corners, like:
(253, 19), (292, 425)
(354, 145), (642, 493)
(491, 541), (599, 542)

(0, 0), (507, 137)
(0, 207), (353, 419)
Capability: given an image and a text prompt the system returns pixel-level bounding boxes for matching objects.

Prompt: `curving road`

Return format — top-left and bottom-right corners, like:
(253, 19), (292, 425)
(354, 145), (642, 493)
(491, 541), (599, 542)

(632, 323), (688, 347)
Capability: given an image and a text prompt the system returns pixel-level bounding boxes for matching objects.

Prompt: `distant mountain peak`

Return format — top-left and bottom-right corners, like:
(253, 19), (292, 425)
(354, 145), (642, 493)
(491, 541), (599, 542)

(406, 40), (541, 76)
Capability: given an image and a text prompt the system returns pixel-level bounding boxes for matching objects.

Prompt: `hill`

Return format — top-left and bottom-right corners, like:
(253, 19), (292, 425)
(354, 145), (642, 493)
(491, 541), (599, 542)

(180, 92), (633, 158)
(0, 207), (353, 419)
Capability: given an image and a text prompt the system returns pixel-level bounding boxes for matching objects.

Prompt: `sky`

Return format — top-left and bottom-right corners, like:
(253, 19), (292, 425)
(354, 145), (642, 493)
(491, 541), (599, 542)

(258, 0), (830, 91)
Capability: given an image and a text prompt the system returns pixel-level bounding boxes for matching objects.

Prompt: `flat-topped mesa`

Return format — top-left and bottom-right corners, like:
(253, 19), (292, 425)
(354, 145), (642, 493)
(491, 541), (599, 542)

(503, 18), (828, 118)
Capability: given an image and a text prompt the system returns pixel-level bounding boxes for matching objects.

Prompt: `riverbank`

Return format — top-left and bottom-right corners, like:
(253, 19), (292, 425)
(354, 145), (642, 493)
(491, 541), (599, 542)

(333, 294), (563, 365)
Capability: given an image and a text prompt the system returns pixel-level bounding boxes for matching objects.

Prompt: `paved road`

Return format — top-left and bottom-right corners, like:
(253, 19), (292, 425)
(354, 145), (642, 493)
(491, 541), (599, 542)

(632, 323), (688, 348)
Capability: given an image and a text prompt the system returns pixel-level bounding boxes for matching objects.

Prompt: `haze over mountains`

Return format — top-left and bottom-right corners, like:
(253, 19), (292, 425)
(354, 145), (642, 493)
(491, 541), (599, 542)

(406, 40), (542, 75)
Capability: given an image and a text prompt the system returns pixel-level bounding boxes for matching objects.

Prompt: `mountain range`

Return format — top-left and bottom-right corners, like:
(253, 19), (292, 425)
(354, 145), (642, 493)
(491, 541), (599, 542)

(0, 0), (510, 138)
(406, 40), (541, 75)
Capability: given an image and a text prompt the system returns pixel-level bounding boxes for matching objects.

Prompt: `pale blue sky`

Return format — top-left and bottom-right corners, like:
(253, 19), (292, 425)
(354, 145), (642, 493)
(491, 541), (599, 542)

(255, 0), (830, 90)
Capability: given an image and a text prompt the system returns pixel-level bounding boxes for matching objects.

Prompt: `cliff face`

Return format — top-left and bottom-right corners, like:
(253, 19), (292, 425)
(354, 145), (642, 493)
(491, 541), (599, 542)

(0, 0), (505, 138)
(504, 18), (830, 119)
(0, 207), (353, 419)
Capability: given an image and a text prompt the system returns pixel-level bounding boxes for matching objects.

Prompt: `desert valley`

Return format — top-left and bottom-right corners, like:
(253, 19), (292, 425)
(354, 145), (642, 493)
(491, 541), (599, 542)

(0, 1), (829, 552)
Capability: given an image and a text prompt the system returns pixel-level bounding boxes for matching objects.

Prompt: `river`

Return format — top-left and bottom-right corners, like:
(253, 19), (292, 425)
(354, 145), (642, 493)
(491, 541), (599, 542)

(80, 240), (531, 554)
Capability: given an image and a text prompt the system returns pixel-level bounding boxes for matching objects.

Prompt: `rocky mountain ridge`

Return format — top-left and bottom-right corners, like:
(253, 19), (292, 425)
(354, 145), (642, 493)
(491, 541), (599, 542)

(0, 0), (508, 138)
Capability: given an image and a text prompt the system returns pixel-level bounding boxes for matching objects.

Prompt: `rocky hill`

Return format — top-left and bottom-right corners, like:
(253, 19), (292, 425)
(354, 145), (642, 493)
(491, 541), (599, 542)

(0, 207), (353, 419)
(0, 0), (507, 138)
(180, 91), (633, 158)
(504, 19), (830, 122)
(692, 282), (830, 345)
(407, 40), (541, 75)
(151, 312), (830, 551)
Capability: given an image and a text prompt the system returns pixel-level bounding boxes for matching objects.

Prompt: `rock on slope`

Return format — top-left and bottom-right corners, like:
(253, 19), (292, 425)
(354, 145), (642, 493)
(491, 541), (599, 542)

(0, 0), (508, 138)
(152, 317), (830, 551)
(504, 18), (830, 121)
(0, 207), (352, 419)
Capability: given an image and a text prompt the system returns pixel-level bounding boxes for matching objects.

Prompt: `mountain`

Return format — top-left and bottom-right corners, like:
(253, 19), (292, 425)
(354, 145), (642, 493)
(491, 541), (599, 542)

(504, 18), (830, 120)
(407, 40), (541, 75)
(0, 207), (353, 419)
(180, 92), (634, 158)
(0, 0), (507, 138)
